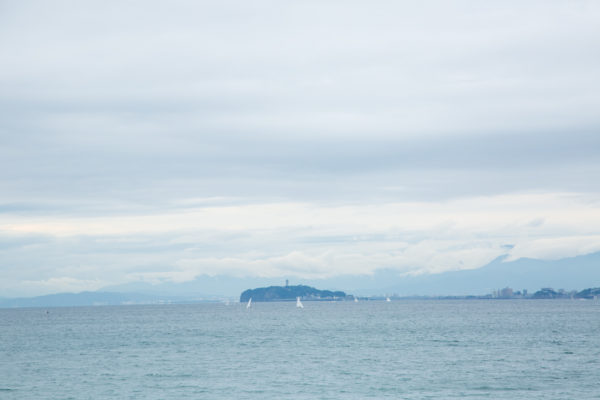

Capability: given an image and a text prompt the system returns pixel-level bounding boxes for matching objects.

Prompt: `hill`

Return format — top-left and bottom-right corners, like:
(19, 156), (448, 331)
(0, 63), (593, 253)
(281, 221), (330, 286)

(240, 285), (348, 302)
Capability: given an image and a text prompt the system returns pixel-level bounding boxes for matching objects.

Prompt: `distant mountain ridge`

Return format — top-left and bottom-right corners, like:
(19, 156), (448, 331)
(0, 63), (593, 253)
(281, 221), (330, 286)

(97, 252), (600, 298)
(2, 251), (600, 308)
(0, 291), (186, 308)
(366, 252), (600, 296)
(98, 251), (600, 298)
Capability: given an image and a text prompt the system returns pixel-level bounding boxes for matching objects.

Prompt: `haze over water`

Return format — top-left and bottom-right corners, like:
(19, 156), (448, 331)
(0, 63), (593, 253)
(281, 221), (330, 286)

(2, 300), (599, 399)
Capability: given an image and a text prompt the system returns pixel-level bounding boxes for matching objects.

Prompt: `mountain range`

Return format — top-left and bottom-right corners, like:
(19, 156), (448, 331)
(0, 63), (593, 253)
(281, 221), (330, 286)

(2, 251), (599, 307)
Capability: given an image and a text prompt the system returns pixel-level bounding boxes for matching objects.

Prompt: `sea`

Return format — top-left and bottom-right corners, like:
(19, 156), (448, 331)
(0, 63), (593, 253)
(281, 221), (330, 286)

(1, 300), (599, 399)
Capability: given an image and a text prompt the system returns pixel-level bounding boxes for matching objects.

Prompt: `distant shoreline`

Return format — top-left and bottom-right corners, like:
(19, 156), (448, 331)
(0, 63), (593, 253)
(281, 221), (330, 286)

(1, 286), (599, 309)
(2, 296), (599, 310)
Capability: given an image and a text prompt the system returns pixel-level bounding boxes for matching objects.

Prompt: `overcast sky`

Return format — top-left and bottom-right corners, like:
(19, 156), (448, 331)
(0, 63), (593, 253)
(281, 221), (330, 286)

(1, 0), (600, 296)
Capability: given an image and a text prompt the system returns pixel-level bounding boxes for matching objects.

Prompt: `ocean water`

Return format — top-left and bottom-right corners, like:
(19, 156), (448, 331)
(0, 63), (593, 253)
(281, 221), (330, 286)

(1, 300), (600, 399)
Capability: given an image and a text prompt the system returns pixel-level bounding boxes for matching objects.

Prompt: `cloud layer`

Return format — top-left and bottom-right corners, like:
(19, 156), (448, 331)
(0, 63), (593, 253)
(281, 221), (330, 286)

(1, 1), (600, 296)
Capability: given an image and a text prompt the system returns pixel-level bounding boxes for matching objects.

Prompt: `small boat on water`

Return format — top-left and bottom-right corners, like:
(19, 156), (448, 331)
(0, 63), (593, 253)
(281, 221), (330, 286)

(296, 297), (304, 308)
(354, 297), (358, 303)
(386, 297), (391, 302)
(246, 298), (252, 309)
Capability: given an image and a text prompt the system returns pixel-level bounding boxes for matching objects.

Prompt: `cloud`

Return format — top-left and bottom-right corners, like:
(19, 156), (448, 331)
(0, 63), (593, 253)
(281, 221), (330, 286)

(1, 192), (599, 296)
(505, 236), (600, 262)
(1, 1), (599, 295)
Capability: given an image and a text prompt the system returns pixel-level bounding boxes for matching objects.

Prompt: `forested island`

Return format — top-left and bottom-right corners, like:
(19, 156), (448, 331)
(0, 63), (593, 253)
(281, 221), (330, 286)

(240, 285), (350, 302)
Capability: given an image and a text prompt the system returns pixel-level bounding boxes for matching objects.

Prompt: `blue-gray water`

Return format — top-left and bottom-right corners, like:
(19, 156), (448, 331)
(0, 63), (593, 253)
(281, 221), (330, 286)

(2, 300), (600, 399)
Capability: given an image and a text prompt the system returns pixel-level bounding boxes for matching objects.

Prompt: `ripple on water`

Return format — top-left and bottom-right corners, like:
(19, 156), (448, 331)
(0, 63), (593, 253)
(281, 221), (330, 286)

(1, 301), (600, 399)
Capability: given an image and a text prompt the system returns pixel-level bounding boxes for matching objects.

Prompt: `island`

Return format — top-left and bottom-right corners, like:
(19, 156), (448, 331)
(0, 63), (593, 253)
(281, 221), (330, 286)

(240, 285), (351, 302)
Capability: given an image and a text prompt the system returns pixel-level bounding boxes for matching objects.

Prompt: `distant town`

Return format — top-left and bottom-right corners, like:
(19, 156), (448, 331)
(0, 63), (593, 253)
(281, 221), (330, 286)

(379, 286), (600, 301)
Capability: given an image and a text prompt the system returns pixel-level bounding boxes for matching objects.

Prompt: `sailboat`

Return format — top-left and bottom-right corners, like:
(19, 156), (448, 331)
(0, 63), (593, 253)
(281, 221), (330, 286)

(246, 298), (252, 309)
(354, 296), (358, 303)
(296, 297), (304, 308)
(386, 297), (391, 302)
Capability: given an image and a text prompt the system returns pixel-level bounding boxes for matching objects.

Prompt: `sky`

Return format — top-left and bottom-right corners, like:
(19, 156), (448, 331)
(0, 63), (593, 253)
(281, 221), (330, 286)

(1, 0), (600, 297)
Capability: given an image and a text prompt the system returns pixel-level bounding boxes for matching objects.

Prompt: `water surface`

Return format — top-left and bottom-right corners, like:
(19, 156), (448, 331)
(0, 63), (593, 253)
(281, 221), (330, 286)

(2, 300), (599, 399)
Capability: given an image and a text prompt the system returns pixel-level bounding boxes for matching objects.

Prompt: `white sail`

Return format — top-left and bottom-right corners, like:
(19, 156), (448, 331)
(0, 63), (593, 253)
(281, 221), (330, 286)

(354, 297), (358, 303)
(386, 297), (391, 302)
(296, 297), (304, 308)
(246, 298), (252, 308)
